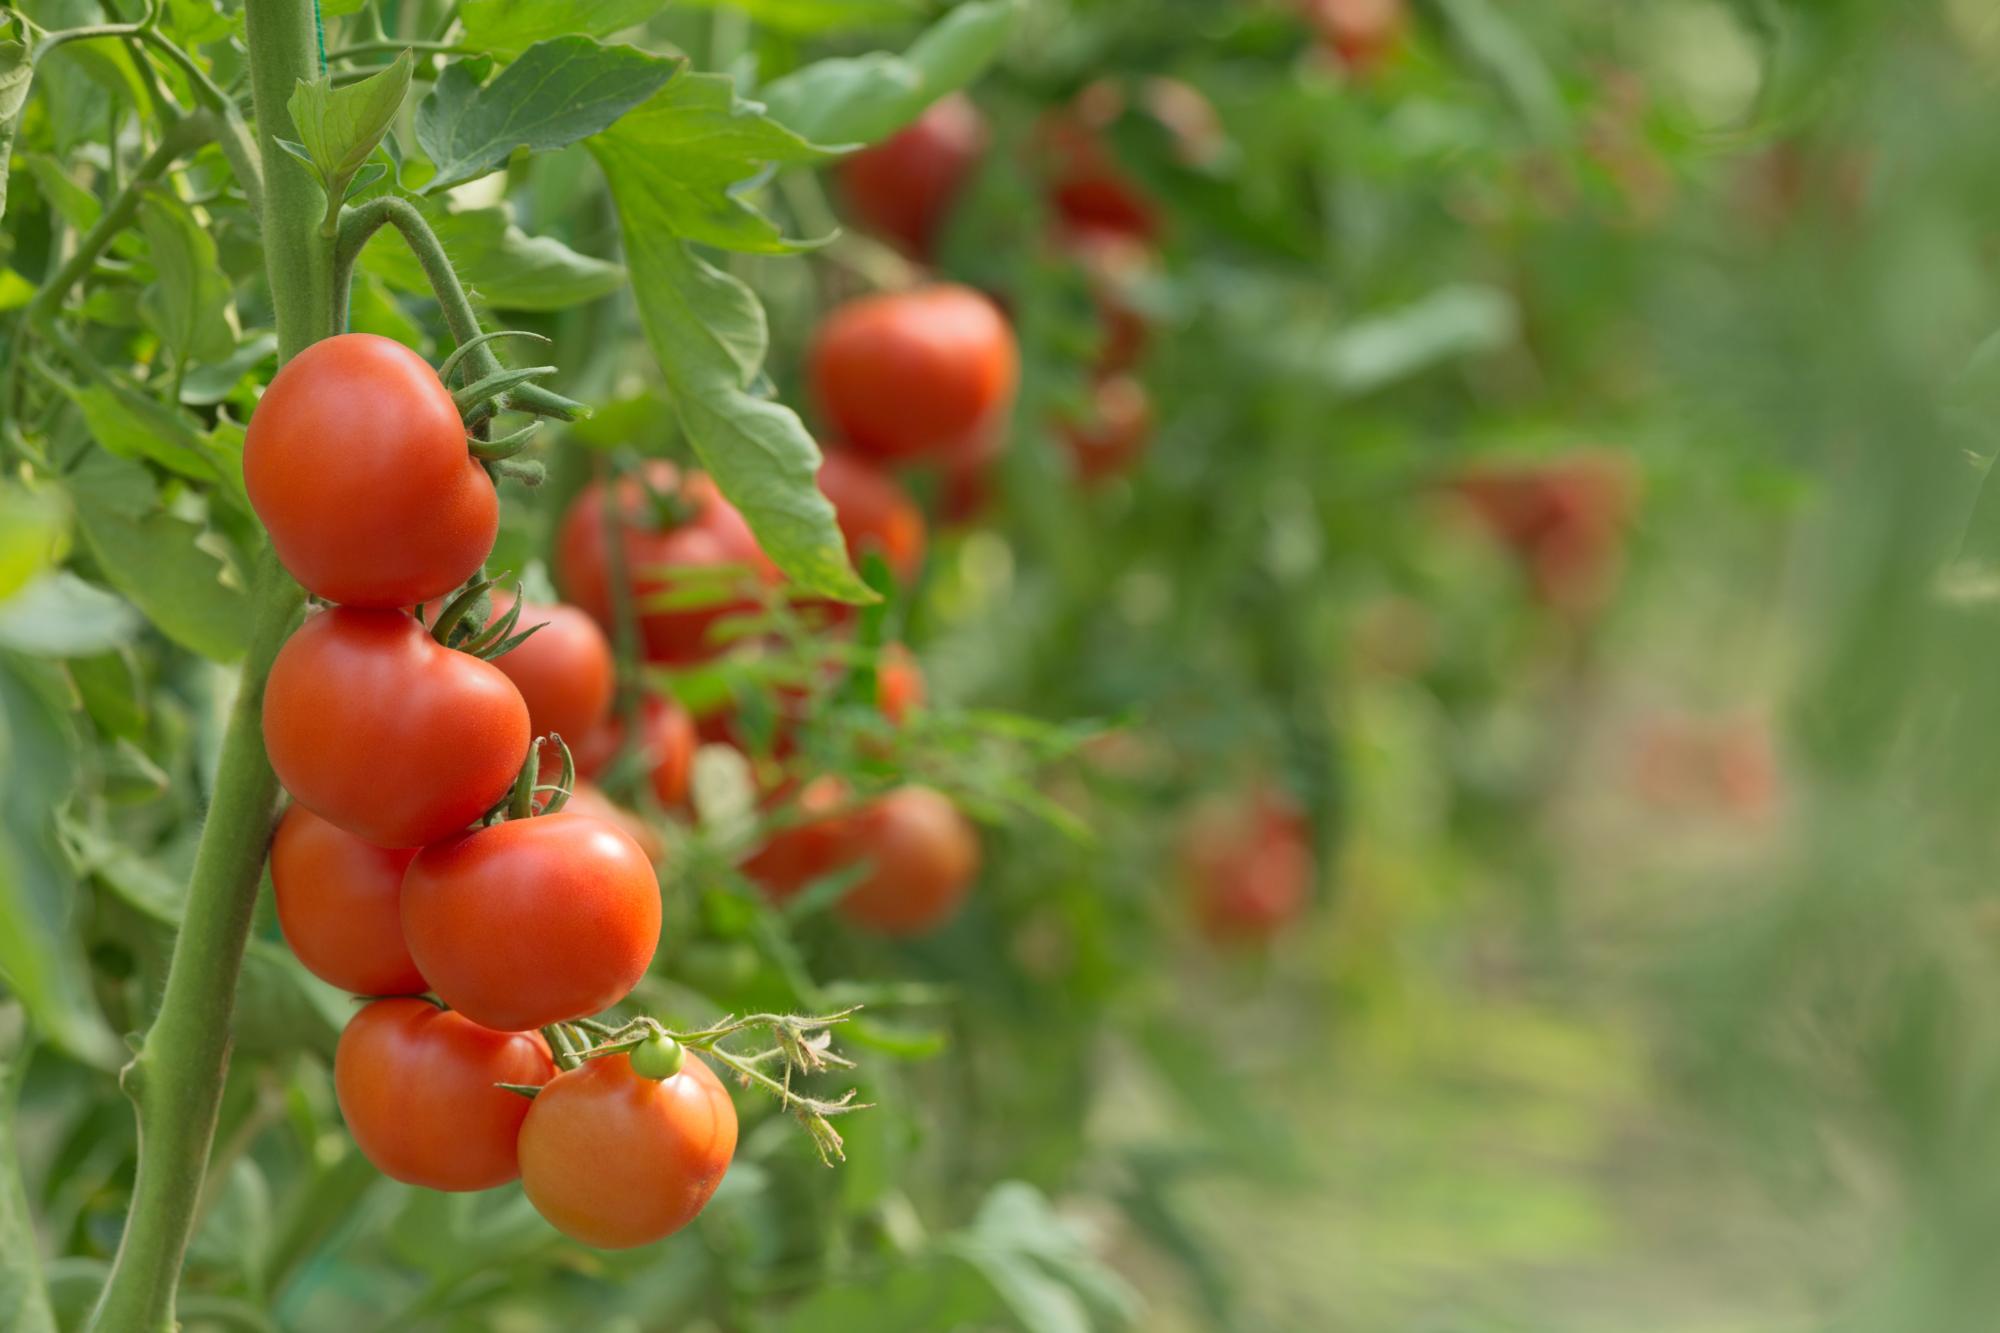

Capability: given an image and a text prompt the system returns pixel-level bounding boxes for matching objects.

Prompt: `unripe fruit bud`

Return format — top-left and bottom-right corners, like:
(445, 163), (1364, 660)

(630, 1034), (685, 1081)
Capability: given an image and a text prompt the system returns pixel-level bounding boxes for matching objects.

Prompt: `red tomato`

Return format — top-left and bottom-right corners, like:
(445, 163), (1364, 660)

(334, 998), (554, 1191)
(1448, 453), (1636, 615)
(809, 286), (1018, 465)
(939, 455), (996, 527)
(518, 1051), (737, 1248)
(483, 596), (615, 747)
(1182, 789), (1314, 943)
(838, 787), (979, 934)
(818, 449), (926, 588)
(270, 805), (423, 996)
(746, 784), (977, 935)
(875, 643), (926, 726)
(245, 334), (496, 608)
(1059, 375), (1153, 485)
(555, 462), (777, 665)
(740, 776), (851, 898)
(838, 92), (988, 260)
(401, 812), (660, 1032)
(570, 695), (698, 809)
(1039, 114), (1160, 245)
(263, 608), (530, 849)
(1302, 0), (1406, 73)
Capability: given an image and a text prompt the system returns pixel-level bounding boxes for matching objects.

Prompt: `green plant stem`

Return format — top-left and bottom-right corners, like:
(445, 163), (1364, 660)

(86, 555), (305, 1333)
(332, 196), (577, 419)
(85, 0), (328, 1326)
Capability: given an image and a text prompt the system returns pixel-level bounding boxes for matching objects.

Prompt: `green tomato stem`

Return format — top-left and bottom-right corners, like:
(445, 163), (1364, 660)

(84, 0), (328, 1324)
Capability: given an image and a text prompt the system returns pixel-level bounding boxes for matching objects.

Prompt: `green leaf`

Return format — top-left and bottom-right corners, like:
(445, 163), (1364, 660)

(0, 655), (122, 1069)
(590, 228), (867, 602)
(64, 453), (252, 662)
(775, 1256), (1000, 1332)
(1430, 0), (1566, 141)
(23, 156), (101, 233)
(163, 0), (236, 46)
(286, 50), (415, 203)
(460, 0), (667, 60)
(588, 72), (838, 254)
(673, 0), (919, 36)
(0, 1057), (59, 1333)
(345, 268), (426, 347)
(0, 42), (30, 223)
(181, 333), (278, 407)
(360, 202), (625, 311)
(61, 379), (243, 498)
(0, 573), (141, 657)
(234, 941), (348, 1059)
(417, 38), (679, 193)
(1309, 284), (1518, 394)
(0, 486), (64, 603)
(760, 0), (1019, 147)
(138, 189), (237, 370)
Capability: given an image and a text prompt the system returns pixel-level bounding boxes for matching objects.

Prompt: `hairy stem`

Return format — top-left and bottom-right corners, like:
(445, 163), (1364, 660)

(85, 0), (327, 1325)
(332, 195), (578, 418)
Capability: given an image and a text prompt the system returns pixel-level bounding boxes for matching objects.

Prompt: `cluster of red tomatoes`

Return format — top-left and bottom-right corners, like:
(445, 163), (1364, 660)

(244, 334), (730, 1247)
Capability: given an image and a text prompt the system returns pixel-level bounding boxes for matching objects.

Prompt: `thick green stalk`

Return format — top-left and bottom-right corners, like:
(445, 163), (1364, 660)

(85, 1), (327, 1328)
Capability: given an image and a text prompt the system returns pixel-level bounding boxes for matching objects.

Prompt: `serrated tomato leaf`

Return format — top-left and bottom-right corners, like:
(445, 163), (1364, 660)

(418, 38), (679, 193)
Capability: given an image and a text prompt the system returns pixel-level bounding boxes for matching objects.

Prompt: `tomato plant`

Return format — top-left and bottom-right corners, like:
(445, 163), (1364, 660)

(3, 0), (1975, 1330)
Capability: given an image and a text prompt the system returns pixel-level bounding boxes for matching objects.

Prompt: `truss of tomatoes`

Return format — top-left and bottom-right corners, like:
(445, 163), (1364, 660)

(243, 333), (983, 1245)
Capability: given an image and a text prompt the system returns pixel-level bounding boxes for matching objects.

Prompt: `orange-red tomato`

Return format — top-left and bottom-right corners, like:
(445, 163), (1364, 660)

(555, 462), (777, 665)
(810, 286), (1018, 465)
(401, 812), (660, 1032)
(518, 1051), (737, 1248)
(818, 449), (926, 588)
(245, 334), (496, 608)
(875, 643), (926, 726)
(1039, 113), (1160, 245)
(1182, 789), (1315, 943)
(838, 787), (979, 934)
(571, 695), (698, 809)
(740, 776), (851, 897)
(334, 998), (554, 1191)
(838, 92), (988, 260)
(746, 784), (977, 935)
(270, 805), (423, 996)
(263, 608), (530, 849)
(1448, 453), (1636, 615)
(485, 597), (615, 747)
(1059, 375), (1153, 485)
